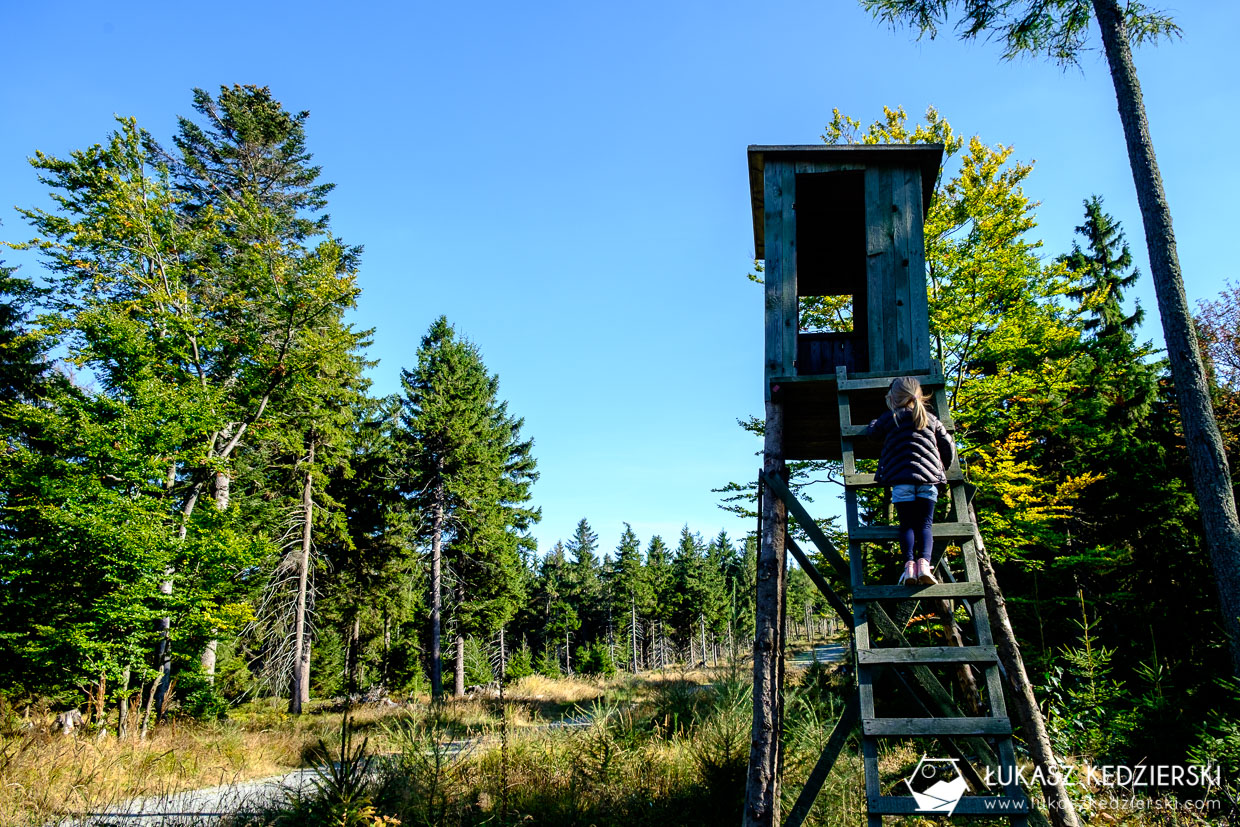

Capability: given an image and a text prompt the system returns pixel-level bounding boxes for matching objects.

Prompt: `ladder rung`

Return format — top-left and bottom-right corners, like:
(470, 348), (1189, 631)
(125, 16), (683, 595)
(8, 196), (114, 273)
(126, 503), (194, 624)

(851, 523), (976, 541)
(853, 583), (984, 600)
(843, 473), (964, 488)
(863, 716), (1011, 737)
(869, 796), (1028, 815)
(839, 375), (945, 392)
(841, 422), (957, 439)
(858, 645), (998, 665)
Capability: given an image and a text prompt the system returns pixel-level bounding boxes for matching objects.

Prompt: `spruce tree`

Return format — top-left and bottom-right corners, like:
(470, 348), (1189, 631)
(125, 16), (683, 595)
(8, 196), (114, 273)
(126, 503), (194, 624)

(564, 518), (602, 641)
(395, 316), (536, 698)
(0, 257), (48, 403)
(605, 523), (650, 671)
(1059, 196), (1157, 429)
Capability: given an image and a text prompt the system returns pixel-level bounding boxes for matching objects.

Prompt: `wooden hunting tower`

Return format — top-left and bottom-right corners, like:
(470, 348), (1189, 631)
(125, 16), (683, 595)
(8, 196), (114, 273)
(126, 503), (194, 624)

(743, 143), (1036, 827)
(748, 144), (941, 459)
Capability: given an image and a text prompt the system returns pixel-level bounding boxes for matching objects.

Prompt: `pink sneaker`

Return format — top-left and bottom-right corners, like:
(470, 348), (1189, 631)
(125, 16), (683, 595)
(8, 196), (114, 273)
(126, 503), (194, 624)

(899, 560), (917, 585)
(916, 558), (938, 585)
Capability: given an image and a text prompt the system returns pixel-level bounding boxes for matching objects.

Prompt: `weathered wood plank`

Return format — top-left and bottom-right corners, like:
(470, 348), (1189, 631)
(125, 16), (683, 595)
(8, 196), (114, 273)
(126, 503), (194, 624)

(853, 582), (985, 600)
(894, 166), (914, 368)
(858, 645), (998, 665)
(793, 161), (868, 174)
(863, 716), (1012, 737)
(781, 162), (798, 379)
(864, 166), (887, 374)
(905, 165), (932, 370)
(837, 374), (944, 391)
(759, 470), (849, 576)
(845, 470), (962, 486)
(763, 160), (785, 401)
(786, 536), (850, 627)
(851, 523), (976, 541)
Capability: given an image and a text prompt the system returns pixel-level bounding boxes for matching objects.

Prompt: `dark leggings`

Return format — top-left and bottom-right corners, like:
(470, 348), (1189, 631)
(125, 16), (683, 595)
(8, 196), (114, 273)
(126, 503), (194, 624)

(895, 497), (935, 563)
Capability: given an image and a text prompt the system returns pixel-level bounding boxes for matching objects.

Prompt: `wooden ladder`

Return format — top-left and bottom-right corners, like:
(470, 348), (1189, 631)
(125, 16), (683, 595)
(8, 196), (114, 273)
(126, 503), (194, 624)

(836, 366), (1029, 825)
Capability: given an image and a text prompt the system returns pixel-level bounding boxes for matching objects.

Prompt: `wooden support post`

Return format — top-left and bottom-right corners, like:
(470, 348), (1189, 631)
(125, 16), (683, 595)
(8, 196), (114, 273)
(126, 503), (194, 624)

(745, 406), (788, 827)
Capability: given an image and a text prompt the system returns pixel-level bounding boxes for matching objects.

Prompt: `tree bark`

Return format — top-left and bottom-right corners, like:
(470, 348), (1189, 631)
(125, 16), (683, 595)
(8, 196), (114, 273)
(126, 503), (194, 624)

(300, 636), (311, 707)
(454, 581), (466, 696)
(631, 597), (639, 674)
(699, 615), (708, 667)
(430, 481), (444, 700)
(744, 399), (786, 827)
(117, 667), (130, 739)
(499, 625), (506, 678)
(1093, 0), (1240, 675)
(201, 470), (231, 683)
(348, 613), (362, 694)
(934, 597), (982, 717)
(288, 441), (315, 715)
(969, 500), (1079, 827)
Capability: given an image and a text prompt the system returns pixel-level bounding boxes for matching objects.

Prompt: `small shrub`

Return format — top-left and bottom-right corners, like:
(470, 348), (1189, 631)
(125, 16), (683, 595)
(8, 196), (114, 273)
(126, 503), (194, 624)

(576, 641), (616, 677)
(177, 673), (230, 721)
(534, 645), (561, 678)
(463, 637), (494, 687)
(649, 679), (709, 736)
(504, 645), (534, 683)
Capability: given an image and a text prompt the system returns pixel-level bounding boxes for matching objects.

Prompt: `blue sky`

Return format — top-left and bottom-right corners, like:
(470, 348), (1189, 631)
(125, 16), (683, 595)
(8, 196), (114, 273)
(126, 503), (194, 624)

(2, 1), (1235, 557)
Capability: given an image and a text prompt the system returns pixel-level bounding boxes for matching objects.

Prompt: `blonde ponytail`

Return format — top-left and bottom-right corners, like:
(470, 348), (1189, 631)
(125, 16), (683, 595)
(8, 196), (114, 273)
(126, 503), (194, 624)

(886, 376), (930, 430)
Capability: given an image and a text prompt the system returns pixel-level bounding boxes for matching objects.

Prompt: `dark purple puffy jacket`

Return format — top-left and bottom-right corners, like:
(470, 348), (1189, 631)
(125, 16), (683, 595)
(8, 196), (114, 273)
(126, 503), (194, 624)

(865, 408), (955, 486)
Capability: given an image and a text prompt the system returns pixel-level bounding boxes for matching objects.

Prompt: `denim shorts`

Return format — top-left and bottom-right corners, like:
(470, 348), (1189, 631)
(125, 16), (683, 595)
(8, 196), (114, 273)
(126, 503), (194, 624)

(891, 483), (938, 502)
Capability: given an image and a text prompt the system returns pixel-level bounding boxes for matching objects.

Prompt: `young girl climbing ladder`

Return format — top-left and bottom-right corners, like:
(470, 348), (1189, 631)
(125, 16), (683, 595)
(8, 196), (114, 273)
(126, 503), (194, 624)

(865, 377), (957, 585)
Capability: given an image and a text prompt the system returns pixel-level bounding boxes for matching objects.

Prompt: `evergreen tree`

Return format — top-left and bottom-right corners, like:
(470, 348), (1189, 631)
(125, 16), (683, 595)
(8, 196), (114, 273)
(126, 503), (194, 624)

(564, 518), (602, 641)
(605, 523), (650, 671)
(395, 316), (537, 697)
(1058, 196), (1157, 429)
(0, 257), (48, 403)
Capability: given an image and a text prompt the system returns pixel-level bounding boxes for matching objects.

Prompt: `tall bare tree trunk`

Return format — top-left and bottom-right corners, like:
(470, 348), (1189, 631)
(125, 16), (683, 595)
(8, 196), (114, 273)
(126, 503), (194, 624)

(430, 481), (444, 700)
(499, 625), (506, 678)
(745, 401), (787, 827)
(117, 667), (130, 739)
(289, 442), (315, 715)
(348, 613), (362, 693)
(454, 581), (466, 696)
(699, 615), (708, 667)
(382, 610), (391, 686)
(300, 637), (311, 707)
(1093, 0), (1240, 675)
(200, 470), (231, 683)
(631, 597), (639, 674)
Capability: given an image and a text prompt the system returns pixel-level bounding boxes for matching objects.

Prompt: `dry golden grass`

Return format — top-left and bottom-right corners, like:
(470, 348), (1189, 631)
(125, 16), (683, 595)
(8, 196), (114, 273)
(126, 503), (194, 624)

(0, 702), (410, 826)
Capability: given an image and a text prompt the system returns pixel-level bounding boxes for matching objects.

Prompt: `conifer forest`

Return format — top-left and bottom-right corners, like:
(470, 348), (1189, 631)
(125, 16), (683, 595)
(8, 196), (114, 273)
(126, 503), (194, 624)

(3, 6), (1240, 824)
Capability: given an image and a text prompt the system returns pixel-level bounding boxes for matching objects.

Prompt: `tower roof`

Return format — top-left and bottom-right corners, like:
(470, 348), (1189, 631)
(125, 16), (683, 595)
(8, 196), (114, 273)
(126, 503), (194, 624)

(747, 144), (943, 260)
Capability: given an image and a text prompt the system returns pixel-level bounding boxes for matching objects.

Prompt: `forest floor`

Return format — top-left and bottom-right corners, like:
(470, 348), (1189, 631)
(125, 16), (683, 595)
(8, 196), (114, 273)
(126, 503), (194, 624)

(3, 641), (848, 826)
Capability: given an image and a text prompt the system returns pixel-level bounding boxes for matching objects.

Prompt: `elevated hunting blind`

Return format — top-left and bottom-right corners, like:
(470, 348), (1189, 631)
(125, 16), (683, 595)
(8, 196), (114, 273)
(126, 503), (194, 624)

(743, 144), (1037, 827)
(747, 144), (941, 459)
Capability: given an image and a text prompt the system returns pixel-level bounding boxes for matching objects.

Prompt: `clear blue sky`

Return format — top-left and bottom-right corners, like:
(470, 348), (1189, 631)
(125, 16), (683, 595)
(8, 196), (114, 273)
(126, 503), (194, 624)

(3, 1), (1236, 557)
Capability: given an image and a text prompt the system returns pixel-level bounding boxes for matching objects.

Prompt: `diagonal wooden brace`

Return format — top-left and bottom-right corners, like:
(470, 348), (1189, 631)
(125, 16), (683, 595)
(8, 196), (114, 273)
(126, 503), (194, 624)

(786, 536), (851, 628)
(784, 693), (861, 827)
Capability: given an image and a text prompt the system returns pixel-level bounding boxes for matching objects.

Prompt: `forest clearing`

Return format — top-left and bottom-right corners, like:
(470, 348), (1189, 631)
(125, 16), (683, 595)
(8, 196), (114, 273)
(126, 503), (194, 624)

(4, 2), (1240, 826)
